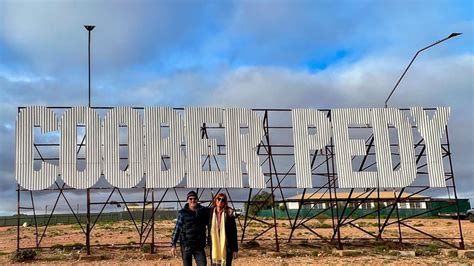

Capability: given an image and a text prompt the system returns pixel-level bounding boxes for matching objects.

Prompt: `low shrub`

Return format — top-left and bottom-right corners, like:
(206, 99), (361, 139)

(315, 223), (332, 228)
(63, 242), (85, 250)
(140, 244), (152, 253)
(50, 244), (64, 250)
(415, 243), (440, 256)
(11, 249), (37, 262)
(242, 240), (260, 249)
(373, 244), (389, 254)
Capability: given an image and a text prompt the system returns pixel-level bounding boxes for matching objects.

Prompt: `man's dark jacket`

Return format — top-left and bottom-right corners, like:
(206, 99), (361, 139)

(172, 203), (209, 249)
(207, 207), (238, 252)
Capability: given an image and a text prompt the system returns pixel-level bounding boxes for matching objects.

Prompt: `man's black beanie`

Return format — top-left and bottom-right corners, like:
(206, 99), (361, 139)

(187, 190), (197, 199)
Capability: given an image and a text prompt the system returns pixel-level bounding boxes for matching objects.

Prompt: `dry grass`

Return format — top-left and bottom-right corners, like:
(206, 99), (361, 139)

(0, 218), (473, 264)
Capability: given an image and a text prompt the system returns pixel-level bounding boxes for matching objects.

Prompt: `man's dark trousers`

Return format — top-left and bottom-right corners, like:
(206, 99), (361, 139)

(181, 244), (206, 266)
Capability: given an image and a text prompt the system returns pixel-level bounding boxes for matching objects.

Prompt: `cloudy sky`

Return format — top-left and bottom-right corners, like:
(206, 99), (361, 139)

(0, 0), (473, 215)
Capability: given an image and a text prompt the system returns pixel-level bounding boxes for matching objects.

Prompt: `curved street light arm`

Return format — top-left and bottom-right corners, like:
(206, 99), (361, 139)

(384, 33), (462, 108)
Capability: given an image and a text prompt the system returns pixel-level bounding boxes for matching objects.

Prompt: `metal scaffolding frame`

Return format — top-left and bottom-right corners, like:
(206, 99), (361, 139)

(15, 107), (465, 254)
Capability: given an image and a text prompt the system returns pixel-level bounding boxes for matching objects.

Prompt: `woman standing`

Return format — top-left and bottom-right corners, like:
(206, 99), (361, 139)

(209, 193), (238, 266)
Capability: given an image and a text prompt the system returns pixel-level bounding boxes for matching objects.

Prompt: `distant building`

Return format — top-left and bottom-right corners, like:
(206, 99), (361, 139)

(255, 191), (471, 218)
(122, 203), (177, 220)
(284, 191), (429, 210)
(122, 203), (175, 212)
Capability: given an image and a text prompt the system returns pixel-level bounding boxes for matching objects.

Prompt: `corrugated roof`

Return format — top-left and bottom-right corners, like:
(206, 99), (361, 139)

(286, 191), (429, 201)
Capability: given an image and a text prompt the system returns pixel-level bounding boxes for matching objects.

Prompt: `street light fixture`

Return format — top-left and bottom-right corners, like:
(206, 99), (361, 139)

(384, 33), (462, 108)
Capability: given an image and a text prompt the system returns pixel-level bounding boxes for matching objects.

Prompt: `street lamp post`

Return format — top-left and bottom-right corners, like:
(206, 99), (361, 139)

(382, 32), (464, 249)
(84, 25), (95, 255)
(384, 33), (462, 108)
(84, 25), (95, 108)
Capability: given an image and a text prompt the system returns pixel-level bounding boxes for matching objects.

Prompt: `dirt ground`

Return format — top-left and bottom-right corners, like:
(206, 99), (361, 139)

(1, 218), (474, 264)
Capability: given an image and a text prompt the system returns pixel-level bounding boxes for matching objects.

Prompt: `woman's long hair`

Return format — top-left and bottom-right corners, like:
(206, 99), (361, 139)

(212, 192), (229, 210)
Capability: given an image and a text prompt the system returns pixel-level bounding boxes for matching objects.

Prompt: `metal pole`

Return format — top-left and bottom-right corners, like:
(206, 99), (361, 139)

(376, 183), (381, 240)
(384, 33), (461, 108)
(86, 189), (91, 255)
(151, 189), (155, 254)
(241, 188), (252, 243)
(84, 24), (95, 255)
(264, 111), (279, 252)
(445, 126), (465, 249)
(30, 191), (39, 247)
(394, 191), (403, 247)
(84, 25), (95, 108)
(16, 184), (20, 251)
(327, 112), (342, 249)
(288, 188), (306, 242)
(88, 29), (91, 107)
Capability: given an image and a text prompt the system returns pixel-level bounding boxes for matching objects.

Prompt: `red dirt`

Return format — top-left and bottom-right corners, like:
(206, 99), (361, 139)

(1, 218), (473, 264)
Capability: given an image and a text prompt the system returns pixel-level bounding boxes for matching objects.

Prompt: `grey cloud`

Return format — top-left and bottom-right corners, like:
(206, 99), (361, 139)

(205, 54), (473, 196)
(208, 67), (338, 108)
(95, 70), (216, 107)
(1, 0), (223, 74)
(3, 0), (471, 78)
(0, 53), (472, 214)
(0, 74), (87, 106)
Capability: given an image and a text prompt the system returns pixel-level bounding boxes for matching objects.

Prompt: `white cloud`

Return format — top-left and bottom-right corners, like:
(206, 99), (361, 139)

(204, 54), (474, 195)
(207, 54), (473, 108)
(0, 49), (472, 214)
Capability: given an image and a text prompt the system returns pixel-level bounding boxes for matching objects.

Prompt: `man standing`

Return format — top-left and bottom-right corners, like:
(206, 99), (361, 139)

(171, 191), (209, 266)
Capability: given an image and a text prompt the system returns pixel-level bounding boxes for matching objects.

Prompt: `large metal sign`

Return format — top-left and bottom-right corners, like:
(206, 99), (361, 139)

(16, 106), (450, 190)
(14, 106), (464, 253)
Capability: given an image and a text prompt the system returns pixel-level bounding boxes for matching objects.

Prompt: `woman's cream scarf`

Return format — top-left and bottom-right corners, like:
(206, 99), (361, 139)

(211, 209), (227, 264)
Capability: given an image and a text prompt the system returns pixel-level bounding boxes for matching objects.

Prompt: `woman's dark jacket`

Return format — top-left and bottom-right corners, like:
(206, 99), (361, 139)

(207, 207), (238, 252)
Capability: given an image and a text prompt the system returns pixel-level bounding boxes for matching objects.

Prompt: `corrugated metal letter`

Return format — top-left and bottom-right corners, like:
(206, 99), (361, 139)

(144, 107), (185, 188)
(60, 107), (101, 189)
(185, 107), (227, 188)
(332, 108), (377, 188)
(292, 109), (331, 188)
(372, 108), (416, 187)
(224, 108), (265, 188)
(103, 107), (144, 188)
(411, 107), (450, 187)
(16, 106), (59, 190)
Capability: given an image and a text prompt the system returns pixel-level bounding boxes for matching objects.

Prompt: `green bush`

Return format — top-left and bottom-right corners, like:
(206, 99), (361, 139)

(70, 224), (83, 230)
(373, 244), (389, 254)
(415, 243), (440, 256)
(63, 242), (85, 250)
(244, 192), (274, 216)
(50, 244), (64, 250)
(242, 240), (260, 249)
(140, 244), (152, 253)
(11, 249), (37, 262)
(315, 223), (332, 228)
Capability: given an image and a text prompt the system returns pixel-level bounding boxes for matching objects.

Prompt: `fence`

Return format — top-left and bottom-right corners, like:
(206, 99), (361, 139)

(0, 210), (177, 227)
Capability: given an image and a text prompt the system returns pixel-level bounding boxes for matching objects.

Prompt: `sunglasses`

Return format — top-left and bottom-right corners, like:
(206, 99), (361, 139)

(217, 197), (226, 202)
(188, 197), (197, 201)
